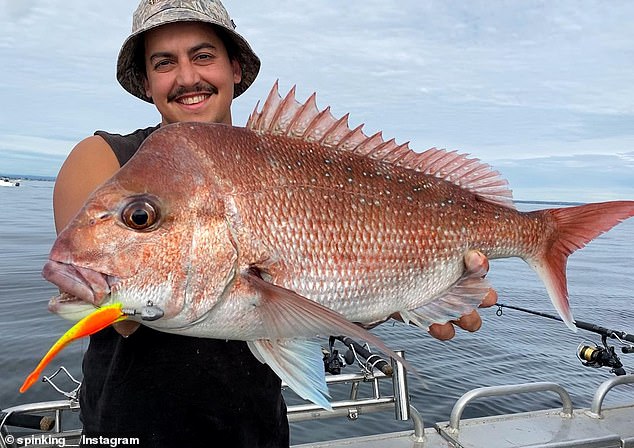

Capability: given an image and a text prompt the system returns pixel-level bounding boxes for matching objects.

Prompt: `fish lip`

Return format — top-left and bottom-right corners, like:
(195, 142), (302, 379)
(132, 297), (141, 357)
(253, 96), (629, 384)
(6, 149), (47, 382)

(42, 260), (118, 306)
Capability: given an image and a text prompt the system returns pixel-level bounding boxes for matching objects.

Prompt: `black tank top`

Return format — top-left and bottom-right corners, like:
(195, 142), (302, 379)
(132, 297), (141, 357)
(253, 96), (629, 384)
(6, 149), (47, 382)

(79, 127), (289, 447)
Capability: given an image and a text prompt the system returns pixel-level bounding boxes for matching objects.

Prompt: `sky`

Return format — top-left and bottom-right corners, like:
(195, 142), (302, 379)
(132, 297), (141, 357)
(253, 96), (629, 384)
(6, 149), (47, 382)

(0, 0), (633, 202)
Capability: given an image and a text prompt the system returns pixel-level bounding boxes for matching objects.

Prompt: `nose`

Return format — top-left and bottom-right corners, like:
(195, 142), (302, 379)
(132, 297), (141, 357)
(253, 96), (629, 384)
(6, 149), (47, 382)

(175, 59), (201, 87)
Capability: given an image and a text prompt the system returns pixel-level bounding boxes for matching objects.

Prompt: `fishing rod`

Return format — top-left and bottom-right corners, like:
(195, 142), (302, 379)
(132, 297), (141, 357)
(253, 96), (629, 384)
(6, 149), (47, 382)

(496, 303), (634, 376)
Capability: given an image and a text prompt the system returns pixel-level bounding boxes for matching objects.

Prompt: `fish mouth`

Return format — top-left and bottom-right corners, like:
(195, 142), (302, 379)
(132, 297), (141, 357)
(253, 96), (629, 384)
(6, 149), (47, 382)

(43, 261), (167, 323)
(42, 260), (118, 306)
(47, 293), (100, 321)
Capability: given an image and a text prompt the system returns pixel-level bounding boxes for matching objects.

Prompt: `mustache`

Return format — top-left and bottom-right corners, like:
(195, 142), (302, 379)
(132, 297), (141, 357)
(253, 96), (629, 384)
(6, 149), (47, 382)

(167, 83), (218, 102)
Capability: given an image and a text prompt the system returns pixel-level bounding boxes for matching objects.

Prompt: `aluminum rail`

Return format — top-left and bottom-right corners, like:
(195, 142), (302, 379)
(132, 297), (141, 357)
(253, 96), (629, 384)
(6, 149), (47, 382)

(286, 350), (425, 441)
(447, 382), (573, 432)
(286, 351), (408, 422)
(588, 374), (634, 418)
(2, 352), (425, 444)
(0, 400), (81, 448)
(0, 400), (78, 434)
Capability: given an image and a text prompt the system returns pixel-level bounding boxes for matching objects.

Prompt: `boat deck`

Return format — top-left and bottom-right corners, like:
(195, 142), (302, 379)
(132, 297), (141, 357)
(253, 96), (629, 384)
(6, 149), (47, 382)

(295, 404), (634, 448)
(291, 375), (634, 448)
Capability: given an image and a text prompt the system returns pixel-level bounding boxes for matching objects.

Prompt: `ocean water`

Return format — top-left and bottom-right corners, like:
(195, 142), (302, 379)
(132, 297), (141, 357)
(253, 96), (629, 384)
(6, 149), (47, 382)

(1, 181), (633, 445)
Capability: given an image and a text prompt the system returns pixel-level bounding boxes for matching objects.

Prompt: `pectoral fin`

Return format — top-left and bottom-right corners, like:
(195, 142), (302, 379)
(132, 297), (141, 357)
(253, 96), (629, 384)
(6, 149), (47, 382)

(241, 271), (411, 409)
(248, 339), (331, 409)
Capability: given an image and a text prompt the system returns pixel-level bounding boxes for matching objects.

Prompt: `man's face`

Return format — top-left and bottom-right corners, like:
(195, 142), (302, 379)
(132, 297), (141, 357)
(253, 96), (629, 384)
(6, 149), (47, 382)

(143, 21), (242, 125)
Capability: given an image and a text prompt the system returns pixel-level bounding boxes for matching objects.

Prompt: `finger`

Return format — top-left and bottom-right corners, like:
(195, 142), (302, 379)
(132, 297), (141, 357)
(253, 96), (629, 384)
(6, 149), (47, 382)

(428, 322), (456, 341)
(114, 321), (141, 337)
(453, 309), (482, 332)
(479, 288), (498, 308)
(464, 249), (489, 277)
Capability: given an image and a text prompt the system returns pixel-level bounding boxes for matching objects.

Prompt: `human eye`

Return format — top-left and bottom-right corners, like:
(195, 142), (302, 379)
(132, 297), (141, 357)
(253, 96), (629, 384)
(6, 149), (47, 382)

(194, 52), (215, 65)
(152, 58), (174, 72)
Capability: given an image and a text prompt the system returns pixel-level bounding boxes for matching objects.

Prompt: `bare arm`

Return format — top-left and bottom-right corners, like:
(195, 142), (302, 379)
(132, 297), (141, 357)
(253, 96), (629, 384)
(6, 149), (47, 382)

(53, 135), (120, 232)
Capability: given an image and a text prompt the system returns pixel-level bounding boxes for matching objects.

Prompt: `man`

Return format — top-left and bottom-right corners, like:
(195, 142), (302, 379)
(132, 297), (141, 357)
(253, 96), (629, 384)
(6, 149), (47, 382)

(53, 0), (495, 446)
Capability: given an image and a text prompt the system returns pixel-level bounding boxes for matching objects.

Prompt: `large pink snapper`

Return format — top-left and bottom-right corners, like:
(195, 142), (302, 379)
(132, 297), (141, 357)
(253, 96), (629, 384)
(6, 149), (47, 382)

(42, 83), (634, 408)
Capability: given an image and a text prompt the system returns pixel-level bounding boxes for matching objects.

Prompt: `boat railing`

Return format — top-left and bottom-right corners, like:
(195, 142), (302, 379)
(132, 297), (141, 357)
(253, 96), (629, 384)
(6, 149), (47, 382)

(5, 358), (632, 447)
(0, 400), (81, 448)
(1, 350), (426, 446)
(284, 350), (425, 441)
(445, 381), (574, 434)
(1, 366), (82, 448)
(588, 373), (634, 418)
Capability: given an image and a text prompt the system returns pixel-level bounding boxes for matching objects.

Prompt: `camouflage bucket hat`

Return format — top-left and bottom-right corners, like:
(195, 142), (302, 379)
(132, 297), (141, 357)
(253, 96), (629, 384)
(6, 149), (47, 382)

(117, 0), (260, 102)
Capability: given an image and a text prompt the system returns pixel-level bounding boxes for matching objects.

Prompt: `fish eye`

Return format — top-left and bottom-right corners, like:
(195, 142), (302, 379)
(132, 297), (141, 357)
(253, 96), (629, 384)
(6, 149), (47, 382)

(121, 198), (160, 231)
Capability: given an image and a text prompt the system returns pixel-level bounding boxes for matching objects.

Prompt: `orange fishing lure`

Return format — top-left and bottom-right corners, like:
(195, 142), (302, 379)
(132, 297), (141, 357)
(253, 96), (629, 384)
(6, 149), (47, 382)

(20, 303), (127, 393)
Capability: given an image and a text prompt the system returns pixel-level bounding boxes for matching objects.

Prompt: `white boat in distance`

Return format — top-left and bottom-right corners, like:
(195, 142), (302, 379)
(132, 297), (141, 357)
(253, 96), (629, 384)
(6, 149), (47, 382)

(0, 177), (20, 187)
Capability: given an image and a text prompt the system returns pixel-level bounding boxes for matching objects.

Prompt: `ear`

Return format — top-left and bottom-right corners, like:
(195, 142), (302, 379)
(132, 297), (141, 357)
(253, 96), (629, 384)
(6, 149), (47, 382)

(232, 59), (242, 85)
(143, 76), (152, 100)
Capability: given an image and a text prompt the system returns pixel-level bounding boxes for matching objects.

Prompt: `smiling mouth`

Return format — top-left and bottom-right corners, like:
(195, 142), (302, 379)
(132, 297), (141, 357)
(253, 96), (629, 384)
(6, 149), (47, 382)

(177, 94), (210, 105)
(168, 82), (218, 104)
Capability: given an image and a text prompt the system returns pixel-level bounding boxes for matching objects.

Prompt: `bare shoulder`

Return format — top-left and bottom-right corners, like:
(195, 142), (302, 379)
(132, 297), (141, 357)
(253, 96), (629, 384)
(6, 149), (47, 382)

(53, 135), (120, 233)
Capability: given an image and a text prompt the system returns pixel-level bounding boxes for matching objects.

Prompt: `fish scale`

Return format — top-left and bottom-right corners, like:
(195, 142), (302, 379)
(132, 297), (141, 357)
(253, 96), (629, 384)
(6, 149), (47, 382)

(35, 82), (634, 409)
(220, 132), (509, 321)
(231, 184), (461, 322)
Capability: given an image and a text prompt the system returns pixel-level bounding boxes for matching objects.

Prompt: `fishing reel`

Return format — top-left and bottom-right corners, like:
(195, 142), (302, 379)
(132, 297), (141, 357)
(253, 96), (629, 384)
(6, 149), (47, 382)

(322, 336), (363, 375)
(322, 336), (392, 376)
(577, 337), (626, 376)
(496, 303), (633, 377)
(322, 347), (347, 375)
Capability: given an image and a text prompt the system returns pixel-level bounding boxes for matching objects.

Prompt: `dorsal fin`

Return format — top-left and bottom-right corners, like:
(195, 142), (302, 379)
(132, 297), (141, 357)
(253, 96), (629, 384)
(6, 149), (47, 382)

(247, 81), (515, 209)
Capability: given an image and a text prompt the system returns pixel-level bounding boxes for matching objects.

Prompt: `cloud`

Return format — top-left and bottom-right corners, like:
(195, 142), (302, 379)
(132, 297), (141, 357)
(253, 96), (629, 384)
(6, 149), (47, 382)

(496, 153), (634, 202)
(620, 151), (634, 165)
(0, 134), (75, 156)
(0, 134), (73, 177)
(1, 0), (633, 193)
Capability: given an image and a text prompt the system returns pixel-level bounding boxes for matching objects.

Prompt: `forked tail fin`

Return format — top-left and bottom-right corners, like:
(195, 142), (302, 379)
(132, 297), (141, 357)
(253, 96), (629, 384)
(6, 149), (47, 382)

(528, 201), (634, 329)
